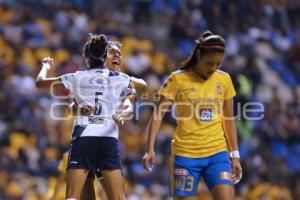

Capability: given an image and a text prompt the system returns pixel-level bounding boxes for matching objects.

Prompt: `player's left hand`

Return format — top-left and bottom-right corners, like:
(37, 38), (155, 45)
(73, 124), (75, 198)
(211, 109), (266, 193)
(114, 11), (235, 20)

(112, 113), (125, 126)
(113, 99), (133, 125)
(113, 104), (133, 125)
(231, 158), (242, 184)
(41, 57), (54, 70)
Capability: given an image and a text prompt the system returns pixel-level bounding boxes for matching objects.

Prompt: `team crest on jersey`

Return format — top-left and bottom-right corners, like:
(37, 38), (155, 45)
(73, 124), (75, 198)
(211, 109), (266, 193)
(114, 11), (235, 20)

(175, 168), (189, 176)
(216, 84), (222, 95)
(200, 109), (213, 122)
(89, 76), (110, 85)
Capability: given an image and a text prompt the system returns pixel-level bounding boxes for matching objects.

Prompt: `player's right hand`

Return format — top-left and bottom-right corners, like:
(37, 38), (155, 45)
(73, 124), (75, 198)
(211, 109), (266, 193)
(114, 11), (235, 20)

(79, 105), (94, 116)
(142, 151), (155, 171)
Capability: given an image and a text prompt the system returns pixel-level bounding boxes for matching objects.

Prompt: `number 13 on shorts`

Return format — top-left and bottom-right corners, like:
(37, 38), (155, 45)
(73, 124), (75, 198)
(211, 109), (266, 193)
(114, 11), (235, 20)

(175, 175), (194, 192)
(170, 166), (199, 196)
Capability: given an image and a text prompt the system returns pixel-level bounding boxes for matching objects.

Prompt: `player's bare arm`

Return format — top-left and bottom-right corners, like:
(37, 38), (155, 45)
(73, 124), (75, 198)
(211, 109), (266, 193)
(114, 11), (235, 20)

(223, 99), (242, 184)
(142, 96), (172, 171)
(36, 57), (62, 88)
(130, 76), (147, 94)
(113, 82), (137, 125)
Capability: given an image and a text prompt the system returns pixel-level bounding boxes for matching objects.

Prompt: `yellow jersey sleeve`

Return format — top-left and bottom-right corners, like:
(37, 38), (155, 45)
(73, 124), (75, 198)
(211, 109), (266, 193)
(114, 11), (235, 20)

(159, 73), (177, 100)
(224, 74), (236, 100)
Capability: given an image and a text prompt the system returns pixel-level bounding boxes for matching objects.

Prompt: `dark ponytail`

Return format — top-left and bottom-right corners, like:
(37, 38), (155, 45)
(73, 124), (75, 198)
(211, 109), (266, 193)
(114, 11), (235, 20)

(83, 33), (108, 68)
(180, 31), (226, 70)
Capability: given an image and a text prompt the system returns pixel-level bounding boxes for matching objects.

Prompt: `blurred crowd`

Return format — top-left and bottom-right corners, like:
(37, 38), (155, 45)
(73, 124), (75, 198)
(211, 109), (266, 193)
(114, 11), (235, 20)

(0, 0), (299, 199)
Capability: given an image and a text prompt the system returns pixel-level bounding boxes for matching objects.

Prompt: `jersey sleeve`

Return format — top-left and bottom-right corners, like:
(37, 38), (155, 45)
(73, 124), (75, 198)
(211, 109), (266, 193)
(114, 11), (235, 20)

(60, 73), (75, 90)
(118, 73), (134, 98)
(224, 74), (236, 100)
(159, 73), (177, 101)
(120, 87), (137, 99)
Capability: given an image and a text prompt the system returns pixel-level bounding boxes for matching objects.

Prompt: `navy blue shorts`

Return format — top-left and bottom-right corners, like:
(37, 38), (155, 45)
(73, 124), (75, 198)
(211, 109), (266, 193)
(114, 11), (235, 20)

(67, 128), (121, 172)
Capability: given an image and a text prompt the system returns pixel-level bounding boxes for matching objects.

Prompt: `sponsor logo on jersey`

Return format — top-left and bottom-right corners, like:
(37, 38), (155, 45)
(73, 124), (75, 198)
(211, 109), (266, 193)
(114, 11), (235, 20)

(79, 84), (116, 92)
(174, 168), (189, 176)
(88, 116), (108, 124)
(180, 87), (196, 93)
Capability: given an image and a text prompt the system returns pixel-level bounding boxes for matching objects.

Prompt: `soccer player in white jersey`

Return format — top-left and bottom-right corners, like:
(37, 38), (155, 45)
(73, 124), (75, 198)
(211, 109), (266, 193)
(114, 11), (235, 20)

(36, 34), (131, 200)
(107, 40), (147, 93)
(72, 40), (147, 122)
(68, 39), (148, 200)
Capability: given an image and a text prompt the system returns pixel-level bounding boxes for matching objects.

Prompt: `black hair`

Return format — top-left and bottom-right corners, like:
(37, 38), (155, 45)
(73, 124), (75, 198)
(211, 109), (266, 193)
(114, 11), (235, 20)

(83, 33), (108, 68)
(180, 31), (226, 70)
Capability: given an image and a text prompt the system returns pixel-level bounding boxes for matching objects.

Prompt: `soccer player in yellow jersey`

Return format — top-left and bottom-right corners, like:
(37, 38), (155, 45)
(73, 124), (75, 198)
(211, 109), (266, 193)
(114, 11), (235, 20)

(142, 31), (242, 200)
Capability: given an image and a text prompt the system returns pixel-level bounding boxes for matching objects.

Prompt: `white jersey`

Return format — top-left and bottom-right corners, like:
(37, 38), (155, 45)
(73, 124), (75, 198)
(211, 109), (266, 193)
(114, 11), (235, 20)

(61, 68), (130, 139)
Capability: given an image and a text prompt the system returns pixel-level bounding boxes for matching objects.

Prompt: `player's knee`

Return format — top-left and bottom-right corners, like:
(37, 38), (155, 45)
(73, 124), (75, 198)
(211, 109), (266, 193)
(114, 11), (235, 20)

(110, 191), (126, 200)
(211, 184), (234, 200)
(115, 195), (126, 200)
(66, 188), (80, 199)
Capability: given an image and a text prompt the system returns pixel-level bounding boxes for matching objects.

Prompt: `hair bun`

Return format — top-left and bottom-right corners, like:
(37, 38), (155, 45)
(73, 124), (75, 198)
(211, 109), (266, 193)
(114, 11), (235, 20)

(98, 34), (108, 45)
(201, 31), (213, 39)
(91, 34), (107, 46)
